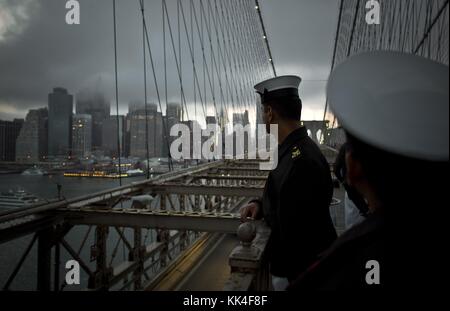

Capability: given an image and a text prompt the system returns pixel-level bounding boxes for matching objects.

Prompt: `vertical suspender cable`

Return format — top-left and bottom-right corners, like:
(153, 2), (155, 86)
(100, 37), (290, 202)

(140, 0), (150, 179)
(113, 0), (122, 186)
(321, 0), (343, 140)
(138, 0), (173, 171)
(191, 0), (197, 121)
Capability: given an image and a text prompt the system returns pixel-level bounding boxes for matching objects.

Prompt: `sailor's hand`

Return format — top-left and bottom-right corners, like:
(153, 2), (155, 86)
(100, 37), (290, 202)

(240, 202), (261, 222)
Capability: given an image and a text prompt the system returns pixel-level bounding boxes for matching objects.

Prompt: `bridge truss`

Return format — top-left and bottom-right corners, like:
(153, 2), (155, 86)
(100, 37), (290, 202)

(0, 160), (268, 291)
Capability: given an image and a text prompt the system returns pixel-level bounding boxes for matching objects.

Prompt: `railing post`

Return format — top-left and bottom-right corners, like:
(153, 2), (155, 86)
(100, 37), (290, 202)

(224, 221), (271, 291)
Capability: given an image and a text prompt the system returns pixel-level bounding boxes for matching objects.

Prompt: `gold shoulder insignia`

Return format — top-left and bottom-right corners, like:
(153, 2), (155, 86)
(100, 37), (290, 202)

(291, 146), (301, 159)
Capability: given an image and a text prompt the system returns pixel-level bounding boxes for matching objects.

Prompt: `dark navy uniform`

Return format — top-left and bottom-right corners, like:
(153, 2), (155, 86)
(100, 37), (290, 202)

(253, 126), (337, 281)
(288, 211), (385, 289)
(286, 52), (449, 289)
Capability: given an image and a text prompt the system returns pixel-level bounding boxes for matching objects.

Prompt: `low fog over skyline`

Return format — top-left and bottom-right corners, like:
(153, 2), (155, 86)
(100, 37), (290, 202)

(0, 0), (339, 122)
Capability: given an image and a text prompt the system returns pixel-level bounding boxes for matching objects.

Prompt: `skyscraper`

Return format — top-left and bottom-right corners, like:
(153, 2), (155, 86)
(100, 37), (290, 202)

(178, 120), (203, 160)
(204, 116), (219, 159)
(232, 110), (250, 128)
(72, 114), (92, 158)
(129, 103), (163, 159)
(16, 108), (48, 162)
(219, 107), (228, 130)
(76, 90), (110, 151)
(232, 110), (250, 157)
(0, 119), (24, 161)
(164, 103), (182, 158)
(48, 87), (73, 157)
(166, 103), (182, 123)
(205, 116), (217, 125)
(102, 116), (125, 158)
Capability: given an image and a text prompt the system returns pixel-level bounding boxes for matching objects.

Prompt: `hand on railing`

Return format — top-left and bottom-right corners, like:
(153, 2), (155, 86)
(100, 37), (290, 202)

(239, 201), (262, 222)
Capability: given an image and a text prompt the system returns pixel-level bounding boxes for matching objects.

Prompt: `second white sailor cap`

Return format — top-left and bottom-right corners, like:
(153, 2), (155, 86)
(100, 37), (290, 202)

(254, 75), (302, 103)
(327, 51), (449, 161)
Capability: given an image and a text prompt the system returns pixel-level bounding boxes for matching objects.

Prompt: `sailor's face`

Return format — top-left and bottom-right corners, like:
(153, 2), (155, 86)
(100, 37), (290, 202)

(345, 150), (373, 211)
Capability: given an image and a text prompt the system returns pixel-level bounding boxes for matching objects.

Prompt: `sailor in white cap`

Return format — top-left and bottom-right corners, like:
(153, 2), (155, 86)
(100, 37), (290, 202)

(289, 51), (449, 289)
(240, 75), (337, 290)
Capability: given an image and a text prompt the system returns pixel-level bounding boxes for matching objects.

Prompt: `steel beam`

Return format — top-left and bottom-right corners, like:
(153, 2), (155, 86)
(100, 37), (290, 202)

(214, 167), (263, 171)
(192, 175), (267, 180)
(148, 184), (263, 197)
(3, 233), (38, 290)
(37, 227), (53, 291)
(0, 215), (58, 244)
(64, 210), (241, 233)
(54, 242), (60, 291)
(0, 161), (226, 224)
(132, 227), (143, 290)
(108, 233), (180, 289)
(89, 226), (112, 290)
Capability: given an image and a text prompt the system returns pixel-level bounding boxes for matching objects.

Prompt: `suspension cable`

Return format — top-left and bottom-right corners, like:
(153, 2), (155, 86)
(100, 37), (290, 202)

(113, 0), (122, 186)
(138, 0), (174, 171)
(140, 0), (151, 179)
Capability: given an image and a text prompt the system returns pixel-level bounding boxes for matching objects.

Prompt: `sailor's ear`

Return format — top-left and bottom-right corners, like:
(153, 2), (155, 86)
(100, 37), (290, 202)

(265, 105), (274, 123)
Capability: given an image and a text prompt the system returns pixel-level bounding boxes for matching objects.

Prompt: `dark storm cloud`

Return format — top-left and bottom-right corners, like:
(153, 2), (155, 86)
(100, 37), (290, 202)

(0, 0), (131, 119)
(261, 0), (339, 119)
(0, 0), (339, 121)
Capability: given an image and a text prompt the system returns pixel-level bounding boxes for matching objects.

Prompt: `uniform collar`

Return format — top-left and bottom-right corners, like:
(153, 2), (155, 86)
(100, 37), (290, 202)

(278, 126), (308, 160)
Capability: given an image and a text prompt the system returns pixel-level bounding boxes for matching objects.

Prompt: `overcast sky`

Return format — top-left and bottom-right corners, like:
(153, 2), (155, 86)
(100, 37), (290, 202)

(0, 0), (339, 122)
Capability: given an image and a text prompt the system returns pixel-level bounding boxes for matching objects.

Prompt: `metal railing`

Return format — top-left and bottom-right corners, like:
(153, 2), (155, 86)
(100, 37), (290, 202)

(0, 159), (269, 291)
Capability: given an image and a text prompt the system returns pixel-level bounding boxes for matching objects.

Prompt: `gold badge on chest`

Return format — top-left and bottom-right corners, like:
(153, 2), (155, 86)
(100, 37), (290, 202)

(291, 146), (301, 159)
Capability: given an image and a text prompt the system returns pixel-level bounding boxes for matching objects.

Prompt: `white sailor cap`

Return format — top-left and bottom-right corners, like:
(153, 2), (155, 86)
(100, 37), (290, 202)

(254, 75), (302, 103)
(327, 51), (449, 161)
